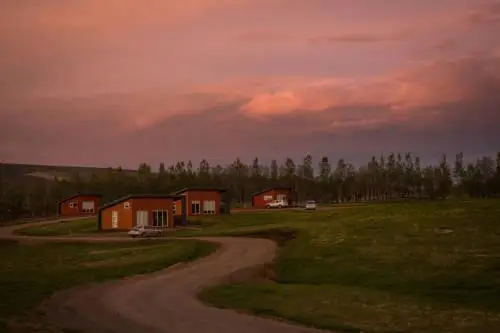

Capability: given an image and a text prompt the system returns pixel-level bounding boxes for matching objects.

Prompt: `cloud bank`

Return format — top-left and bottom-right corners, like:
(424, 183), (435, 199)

(1, 0), (499, 167)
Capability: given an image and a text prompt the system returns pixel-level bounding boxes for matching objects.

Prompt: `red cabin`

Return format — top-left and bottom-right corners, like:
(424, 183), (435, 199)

(171, 188), (226, 216)
(58, 193), (101, 217)
(251, 187), (293, 208)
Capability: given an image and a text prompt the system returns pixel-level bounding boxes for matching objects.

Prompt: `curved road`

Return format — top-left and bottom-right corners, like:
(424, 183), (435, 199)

(1, 219), (330, 333)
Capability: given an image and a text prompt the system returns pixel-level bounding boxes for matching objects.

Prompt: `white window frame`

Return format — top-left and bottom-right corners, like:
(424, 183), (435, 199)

(69, 201), (77, 208)
(172, 202), (177, 215)
(263, 195), (273, 201)
(111, 211), (118, 229)
(124, 201), (130, 209)
(203, 200), (216, 215)
(191, 200), (201, 215)
(152, 210), (168, 228)
(81, 201), (95, 213)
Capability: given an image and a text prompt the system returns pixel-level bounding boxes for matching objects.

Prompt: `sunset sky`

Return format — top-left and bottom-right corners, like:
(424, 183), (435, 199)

(1, 0), (499, 169)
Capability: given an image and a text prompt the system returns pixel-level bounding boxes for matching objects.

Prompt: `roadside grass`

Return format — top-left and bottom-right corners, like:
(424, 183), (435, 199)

(189, 199), (500, 333)
(15, 218), (97, 236)
(0, 239), (217, 332)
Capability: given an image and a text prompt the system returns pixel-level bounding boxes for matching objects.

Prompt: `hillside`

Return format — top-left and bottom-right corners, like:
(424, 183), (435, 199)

(0, 163), (136, 183)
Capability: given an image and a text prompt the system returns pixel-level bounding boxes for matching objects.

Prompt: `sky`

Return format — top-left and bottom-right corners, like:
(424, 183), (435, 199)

(1, 0), (499, 169)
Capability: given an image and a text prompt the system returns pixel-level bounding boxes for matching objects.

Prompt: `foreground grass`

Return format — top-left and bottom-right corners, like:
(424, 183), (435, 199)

(186, 200), (500, 333)
(15, 218), (97, 236)
(0, 239), (217, 332)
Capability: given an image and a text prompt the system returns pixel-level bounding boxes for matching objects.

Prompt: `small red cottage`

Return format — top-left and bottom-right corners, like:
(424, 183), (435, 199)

(252, 187), (293, 208)
(58, 193), (101, 217)
(171, 188), (226, 216)
(97, 194), (186, 230)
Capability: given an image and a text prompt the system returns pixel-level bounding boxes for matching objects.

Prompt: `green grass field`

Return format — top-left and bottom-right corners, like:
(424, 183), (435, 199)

(15, 218), (98, 236)
(12, 200), (500, 332)
(181, 200), (500, 333)
(0, 239), (217, 332)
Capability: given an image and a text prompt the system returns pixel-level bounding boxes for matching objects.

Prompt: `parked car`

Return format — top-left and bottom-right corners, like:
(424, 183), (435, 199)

(265, 199), (288, 209)
(128, 225), (164, 238)
(305, 200), (317, 210)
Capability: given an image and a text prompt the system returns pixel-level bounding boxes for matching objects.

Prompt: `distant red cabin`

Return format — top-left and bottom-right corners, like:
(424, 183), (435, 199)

(171, 188), (227, 217)
(58, 193), (101, 217)
(252, 187), (293, 208)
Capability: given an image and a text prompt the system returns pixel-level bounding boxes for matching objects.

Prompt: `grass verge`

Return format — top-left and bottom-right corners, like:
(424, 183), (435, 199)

(190, 199), (500, 333)
(15, 218), (97, 236)
(0, 239), (217, 332)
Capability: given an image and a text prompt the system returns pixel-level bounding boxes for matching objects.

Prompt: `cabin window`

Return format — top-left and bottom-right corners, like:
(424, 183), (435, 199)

(152, 210), (168, 228)
(112, 211), (119, 228)
(203, 200), (216, 214)
(277, 194), (287, 201)
(191, 200), (201, 215)
(81, 201), (95, 213)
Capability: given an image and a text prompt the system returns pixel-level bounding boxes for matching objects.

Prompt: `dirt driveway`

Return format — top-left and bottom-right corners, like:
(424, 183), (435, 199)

(1, 218), (330, 333)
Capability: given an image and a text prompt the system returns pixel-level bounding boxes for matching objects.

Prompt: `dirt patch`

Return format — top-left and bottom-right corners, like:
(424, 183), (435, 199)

(435, 227), (454, 234)
(214, 228), (298, 285)
(235, 228), (298, 247)
(221, 262), (277, 284)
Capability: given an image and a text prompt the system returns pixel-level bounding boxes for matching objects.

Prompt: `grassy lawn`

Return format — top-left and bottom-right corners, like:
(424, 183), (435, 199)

(181, 199), (500, 333)
(15, 218), (98, 236)
(0, 239), (217, 332)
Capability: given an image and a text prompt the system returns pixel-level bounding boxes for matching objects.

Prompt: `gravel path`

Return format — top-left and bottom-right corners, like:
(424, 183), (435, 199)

(1, 218), (331, 333)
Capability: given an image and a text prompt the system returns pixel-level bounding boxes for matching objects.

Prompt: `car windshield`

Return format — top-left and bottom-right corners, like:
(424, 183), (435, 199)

(307, 201), (316, 204)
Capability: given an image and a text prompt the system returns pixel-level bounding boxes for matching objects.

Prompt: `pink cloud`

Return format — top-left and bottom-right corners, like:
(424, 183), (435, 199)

(461, 1), (500, 26)
(1, 1), (500, 167)
(1, 53), (499, 167)
(238, 54), (500, 123)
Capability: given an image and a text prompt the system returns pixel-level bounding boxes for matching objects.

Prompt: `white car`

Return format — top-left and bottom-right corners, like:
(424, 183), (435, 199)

(128, 225), (164, 238)
(305, 200), (317, 210)
(265, 199), (288, 209)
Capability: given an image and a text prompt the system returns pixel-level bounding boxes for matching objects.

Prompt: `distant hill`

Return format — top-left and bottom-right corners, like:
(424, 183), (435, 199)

(0, 163), (137, 183)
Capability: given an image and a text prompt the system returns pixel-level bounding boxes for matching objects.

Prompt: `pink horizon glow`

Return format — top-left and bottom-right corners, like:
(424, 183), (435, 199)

(1, 0), (499, 168)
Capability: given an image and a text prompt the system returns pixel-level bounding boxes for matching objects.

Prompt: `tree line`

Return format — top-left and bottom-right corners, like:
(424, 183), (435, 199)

(1, 152), (499, 221)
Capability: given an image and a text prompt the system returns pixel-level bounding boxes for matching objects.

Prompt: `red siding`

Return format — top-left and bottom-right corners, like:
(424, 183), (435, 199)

(101, 197), (176, 230)
(59, 195), (101, 217)
(252, 188), (292, 208)
(179, 190), (222, 216)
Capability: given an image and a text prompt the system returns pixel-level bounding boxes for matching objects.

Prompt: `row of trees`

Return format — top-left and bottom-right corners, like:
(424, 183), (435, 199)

(1, 152), (499, 220)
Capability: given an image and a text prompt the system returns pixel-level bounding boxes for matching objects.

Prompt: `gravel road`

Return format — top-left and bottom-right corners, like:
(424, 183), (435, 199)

(1, 218), (331, 333)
